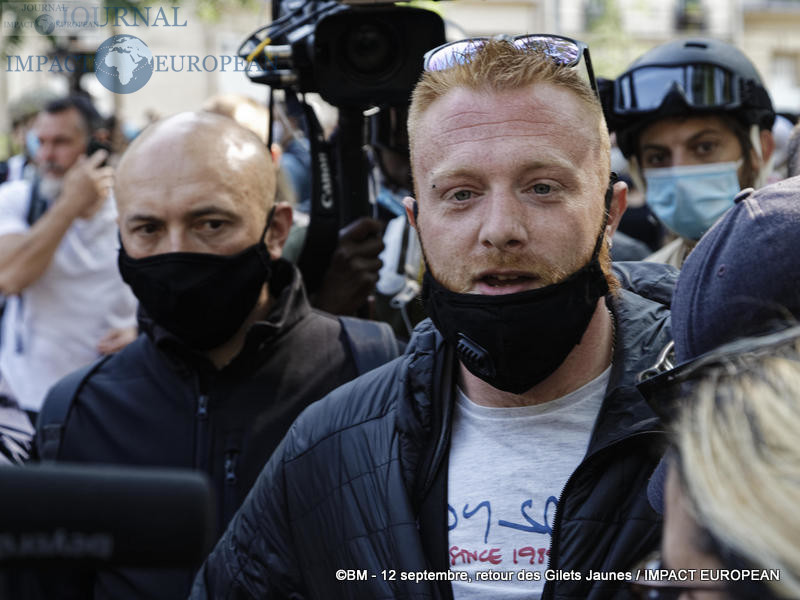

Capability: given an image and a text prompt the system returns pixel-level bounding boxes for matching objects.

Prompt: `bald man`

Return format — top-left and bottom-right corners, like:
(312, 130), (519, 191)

(32, 112), (398, 600)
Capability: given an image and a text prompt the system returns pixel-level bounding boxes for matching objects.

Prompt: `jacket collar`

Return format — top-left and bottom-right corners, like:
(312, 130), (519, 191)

(393, 320), (448, 501)
(586, 288), (671, 454)
(139, 258), (310, 375)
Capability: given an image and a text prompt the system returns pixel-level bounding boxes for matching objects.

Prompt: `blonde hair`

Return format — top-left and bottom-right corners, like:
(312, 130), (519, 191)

(407, 39), (611, 182)
(674, 334), (800, 598)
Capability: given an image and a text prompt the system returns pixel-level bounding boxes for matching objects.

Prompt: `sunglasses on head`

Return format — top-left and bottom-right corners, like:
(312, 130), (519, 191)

(422, 33), (599, 98)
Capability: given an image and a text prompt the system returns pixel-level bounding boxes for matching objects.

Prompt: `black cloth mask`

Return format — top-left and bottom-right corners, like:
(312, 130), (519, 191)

(118, 208), (275, 351)
(422, 189), (613, 395)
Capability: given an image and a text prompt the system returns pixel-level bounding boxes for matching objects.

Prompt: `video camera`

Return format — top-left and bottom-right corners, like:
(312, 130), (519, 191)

(238, 0), (445, 294)
(240, 0), (445, 108)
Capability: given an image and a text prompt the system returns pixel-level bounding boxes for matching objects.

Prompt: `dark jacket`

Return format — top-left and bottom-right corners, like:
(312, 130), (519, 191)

(192, 262), (675, 600)
(33, 260), (372, 599)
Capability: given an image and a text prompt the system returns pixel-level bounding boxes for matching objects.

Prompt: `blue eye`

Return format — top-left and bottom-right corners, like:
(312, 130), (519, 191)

(532, 183), (551, 194)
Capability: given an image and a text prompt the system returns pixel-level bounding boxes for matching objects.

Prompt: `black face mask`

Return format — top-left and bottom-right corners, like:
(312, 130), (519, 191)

(118, 209), (274, 351)
(422, 192), (612, 395)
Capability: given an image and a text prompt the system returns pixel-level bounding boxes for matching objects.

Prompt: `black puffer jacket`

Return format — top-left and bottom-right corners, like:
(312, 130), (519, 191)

(33, 260), (373, 600)
(192, 262), (675, 600)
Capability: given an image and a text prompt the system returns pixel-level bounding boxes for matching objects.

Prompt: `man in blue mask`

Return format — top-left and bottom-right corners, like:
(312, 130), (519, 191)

(603, 38), (776, 268)
(193, 36), (675, 599)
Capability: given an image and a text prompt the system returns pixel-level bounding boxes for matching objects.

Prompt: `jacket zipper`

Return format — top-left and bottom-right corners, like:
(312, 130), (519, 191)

(194, 390), (209, 471)
(223, 449), (239, 527)
(197, 395), (208, 419)
(224, 452), (238, 485)
(542, 430), (661, 600)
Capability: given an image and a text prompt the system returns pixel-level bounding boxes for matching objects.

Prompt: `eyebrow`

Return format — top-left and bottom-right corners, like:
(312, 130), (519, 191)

(430, 158), (576, 181)
(686, 128), (724, 144)
(124, 206), (240, 224)
(124, 213), (162, 225)
(39, 134), (75, 144)
(642, 128), (723, 152)
(185, 207), (240, 221)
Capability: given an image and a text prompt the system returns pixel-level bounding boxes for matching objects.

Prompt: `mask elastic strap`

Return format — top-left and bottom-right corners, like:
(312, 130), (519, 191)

(254, 205), (278, 272)
(749, 124), (772, 188)
(260, 205), (276, 241)
(589, 172), (617, 260)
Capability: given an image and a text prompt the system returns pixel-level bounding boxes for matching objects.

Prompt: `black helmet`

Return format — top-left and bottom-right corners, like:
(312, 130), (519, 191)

(601, 38), (775, 157)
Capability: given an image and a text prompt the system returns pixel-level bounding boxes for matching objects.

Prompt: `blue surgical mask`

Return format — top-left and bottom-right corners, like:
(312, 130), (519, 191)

(644, 161), (741, 241)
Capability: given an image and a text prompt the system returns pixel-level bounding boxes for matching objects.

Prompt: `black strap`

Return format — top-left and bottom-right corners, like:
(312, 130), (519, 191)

(296, 98), (340, 296)
(0, 177), (47, 339)
(35, 355), (111, 461)
(26, 177), (48, 226)
(338, 316), (400, 375)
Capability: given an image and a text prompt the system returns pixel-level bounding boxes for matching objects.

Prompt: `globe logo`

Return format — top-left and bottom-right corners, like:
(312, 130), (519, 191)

(34, 14), (56, 35)
(95, 35), (154, 94)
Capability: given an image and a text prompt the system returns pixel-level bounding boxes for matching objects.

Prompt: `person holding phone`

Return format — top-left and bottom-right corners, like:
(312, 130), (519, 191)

(0, 95), (137, 424)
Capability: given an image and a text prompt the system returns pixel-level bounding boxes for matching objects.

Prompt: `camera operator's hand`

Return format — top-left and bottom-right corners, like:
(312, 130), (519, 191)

(59, 149), (113, 219)
(313, 217), (384, 316)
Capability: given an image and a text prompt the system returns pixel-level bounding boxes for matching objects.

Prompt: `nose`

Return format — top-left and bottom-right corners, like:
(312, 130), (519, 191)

(670, 146), (691, 167)
(162, 227), (190, 254)
(36, 141), (54, 165)
(147, 223), (193, 256)
(479, 190), (529, 251)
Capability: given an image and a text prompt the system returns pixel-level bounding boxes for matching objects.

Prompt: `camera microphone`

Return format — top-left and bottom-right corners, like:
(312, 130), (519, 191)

(0, 463), (215, 567)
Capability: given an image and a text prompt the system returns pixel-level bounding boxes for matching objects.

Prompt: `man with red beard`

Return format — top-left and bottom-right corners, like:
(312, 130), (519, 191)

(193, 36), (673, 599)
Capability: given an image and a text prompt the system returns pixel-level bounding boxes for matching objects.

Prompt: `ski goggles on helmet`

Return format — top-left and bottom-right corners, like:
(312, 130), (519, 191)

(613, 63), (743, 116)
(423, 34), (598, 97)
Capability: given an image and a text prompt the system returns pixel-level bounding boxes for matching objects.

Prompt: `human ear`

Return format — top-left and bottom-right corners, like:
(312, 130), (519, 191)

(605, 179), (628, 239)
(402, 196), (418, 230)
(265, 203), (293, 259)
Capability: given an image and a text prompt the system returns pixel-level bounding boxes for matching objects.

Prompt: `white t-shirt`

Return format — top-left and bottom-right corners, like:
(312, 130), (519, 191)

(0, 180), (137, 412)
(448, 367), (610, 599)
